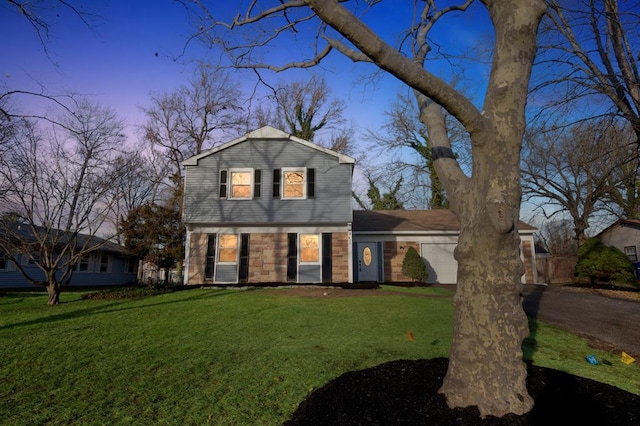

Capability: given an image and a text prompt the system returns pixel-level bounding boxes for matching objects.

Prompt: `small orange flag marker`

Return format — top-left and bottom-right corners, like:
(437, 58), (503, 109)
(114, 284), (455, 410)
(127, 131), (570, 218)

(406, 330), (416, 342)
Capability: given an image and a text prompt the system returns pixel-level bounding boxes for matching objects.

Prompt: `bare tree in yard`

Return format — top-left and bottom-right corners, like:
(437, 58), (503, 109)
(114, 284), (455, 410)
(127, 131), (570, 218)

(253, 75), (355, 154)
(367, 91), (470, 209)
(0, 99), (127, 305)
(184, 0), (546, 416)
(106, 151), (159, 245)
(522, 119), (622, 244)
(142, 63), (245, 188)
(353, 175), (405, 211)
(537, 0), (640, 142)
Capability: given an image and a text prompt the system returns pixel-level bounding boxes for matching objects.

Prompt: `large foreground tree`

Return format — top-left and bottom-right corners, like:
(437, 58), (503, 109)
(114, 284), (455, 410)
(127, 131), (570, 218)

(185, 0), (546, 417)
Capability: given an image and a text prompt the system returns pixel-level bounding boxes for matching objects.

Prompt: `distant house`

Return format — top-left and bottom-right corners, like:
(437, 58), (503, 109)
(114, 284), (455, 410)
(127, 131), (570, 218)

(597, 219), (640, 262)
(181, 126), (539, 286)
(0, 225), (138, 289)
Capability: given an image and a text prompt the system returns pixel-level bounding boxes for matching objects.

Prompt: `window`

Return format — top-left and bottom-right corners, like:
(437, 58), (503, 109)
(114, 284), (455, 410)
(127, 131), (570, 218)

(283, 168), (305, 198)
(624, 246), (638, 261)
(98, 254), (111, 273)
(76, 256), (91, 273)
(125, 258), (138, 274)
(219, 234), (238, 263)
(230, 169), (253, 199)
(300, 234), (320, 263)
(0, 254), (7, 271)
(273, 168), (316, 199)
(219, 168), (261, 199)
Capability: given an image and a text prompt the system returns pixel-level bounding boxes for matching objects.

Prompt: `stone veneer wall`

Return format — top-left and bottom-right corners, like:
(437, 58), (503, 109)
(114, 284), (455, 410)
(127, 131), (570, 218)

(187, 233), (208, 285)
(331, 232), (350, 283)
(383, 241), (419, 282)
(247, 233), (289, 283)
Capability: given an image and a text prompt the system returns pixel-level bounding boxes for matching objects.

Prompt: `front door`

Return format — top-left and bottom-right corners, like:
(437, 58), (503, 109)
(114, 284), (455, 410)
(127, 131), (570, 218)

(357, 242), (379, 282)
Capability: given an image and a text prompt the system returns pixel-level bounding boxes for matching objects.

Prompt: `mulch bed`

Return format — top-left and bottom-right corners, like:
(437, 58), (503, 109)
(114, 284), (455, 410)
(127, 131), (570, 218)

(285, 357), (640, 425)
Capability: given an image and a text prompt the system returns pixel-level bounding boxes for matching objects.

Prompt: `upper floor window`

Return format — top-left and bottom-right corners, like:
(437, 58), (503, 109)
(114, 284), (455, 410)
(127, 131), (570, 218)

(624, 246), (637, 261)
(219, 168), (261, 200)
(273, 168), (315, 199)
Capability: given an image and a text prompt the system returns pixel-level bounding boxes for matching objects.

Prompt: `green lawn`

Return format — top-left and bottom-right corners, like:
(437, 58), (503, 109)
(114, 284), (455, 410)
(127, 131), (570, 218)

(1, 286), (638, 425)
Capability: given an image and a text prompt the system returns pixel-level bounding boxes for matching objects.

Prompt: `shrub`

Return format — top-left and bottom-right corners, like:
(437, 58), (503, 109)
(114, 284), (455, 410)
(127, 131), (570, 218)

(402, 246), (429, 283)
(575, 238), (637, 285)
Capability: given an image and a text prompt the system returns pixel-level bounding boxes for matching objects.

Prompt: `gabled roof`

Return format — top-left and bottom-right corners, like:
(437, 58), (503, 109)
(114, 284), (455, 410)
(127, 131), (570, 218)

(352, 209), (537, 234)
(597, 218), (640, 238)
(182, 126), (356, 166)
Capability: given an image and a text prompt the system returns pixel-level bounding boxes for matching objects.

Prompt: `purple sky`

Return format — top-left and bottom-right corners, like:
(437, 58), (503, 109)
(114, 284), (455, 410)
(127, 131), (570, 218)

(2, 1), (493, 149)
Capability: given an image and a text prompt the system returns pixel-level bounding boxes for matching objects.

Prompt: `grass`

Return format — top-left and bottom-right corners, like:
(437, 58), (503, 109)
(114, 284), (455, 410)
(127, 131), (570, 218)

(1, 286), (638, 425)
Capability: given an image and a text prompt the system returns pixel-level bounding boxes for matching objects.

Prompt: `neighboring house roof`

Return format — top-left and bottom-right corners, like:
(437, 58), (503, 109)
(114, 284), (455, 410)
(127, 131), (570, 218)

(352, 210), (537, 234)
(596, 219), (640, 238)
(181, 126), (356, 166)
(0, 221), (131, 256)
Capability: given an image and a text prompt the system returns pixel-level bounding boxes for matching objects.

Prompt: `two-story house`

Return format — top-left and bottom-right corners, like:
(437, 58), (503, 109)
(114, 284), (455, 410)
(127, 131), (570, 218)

(182, 126), (539, 286)
(182, 126), (355, 285)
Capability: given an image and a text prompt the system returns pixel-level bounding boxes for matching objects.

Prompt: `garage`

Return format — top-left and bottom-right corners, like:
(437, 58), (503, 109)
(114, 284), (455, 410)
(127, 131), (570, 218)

(420, 242), (458, 284)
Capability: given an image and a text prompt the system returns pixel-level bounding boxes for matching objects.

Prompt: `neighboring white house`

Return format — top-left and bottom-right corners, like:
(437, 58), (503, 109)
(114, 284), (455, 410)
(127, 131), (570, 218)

(597, 219), (640, 262)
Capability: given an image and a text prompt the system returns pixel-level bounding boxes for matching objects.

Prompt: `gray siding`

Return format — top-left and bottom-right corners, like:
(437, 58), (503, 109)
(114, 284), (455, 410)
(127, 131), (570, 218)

(183, 138), (353, 224)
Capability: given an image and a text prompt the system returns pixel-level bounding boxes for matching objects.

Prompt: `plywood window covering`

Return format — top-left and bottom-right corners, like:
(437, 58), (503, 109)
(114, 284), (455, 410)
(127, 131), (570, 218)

(283, 168), (305, 199)
(219, 234), (238, 263)
(230, 169), (253, 199)
(300, 234), (320, 263)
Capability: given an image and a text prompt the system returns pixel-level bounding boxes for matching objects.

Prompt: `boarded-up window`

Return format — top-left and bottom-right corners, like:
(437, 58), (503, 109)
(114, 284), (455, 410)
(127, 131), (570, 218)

(300, 234), (319, 263)
(219, 235), (238, 263)
(230, 170), (252, 199)
(283, 169), (305, 198)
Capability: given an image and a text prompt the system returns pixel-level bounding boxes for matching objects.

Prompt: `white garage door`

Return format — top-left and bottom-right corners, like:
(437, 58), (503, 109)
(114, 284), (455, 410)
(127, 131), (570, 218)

(420, 243), (457, 284)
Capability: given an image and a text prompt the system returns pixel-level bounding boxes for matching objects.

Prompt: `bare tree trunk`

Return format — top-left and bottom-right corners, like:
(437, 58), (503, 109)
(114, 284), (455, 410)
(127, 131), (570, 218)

(46, 280), (61, 305)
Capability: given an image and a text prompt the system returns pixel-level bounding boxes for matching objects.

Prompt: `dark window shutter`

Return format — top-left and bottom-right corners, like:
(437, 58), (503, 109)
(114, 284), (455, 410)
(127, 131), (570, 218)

(219, 170), (228, 198)
(239, 234), (250, 283)
(254, 170), (261, 198)
(273, 169), (281, 198)
(205, 234), (216, 280)
(287, 233), (297, 282)
(322, 233), (332, 283)
(307, 168), (315, 198)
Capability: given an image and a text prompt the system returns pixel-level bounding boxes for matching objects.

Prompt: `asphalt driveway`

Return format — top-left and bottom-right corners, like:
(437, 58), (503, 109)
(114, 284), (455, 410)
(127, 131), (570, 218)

(522, 284), (640, 358)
